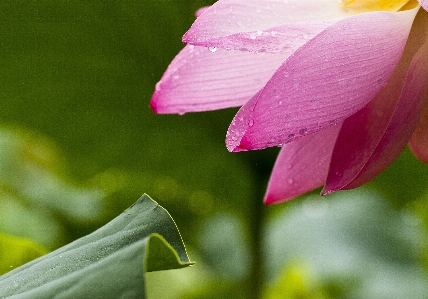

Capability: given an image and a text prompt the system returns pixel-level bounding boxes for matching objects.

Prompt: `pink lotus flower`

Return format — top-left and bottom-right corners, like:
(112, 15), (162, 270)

(151, 0), (428, 204)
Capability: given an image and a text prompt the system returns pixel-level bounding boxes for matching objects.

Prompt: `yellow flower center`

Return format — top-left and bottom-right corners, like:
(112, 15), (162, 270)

(341, 0), (418, 12)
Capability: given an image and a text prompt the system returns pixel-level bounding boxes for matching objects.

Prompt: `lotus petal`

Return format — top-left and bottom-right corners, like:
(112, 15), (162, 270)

(419, 0), (428, 11)
(324, 9), (428, 193)
(151, 45), (290, 114)
(264, 124), (341, 204)
(226, 8), (418, 152)
(184, 0), (352, 45)
(410, 93), (428, 163)
(195, 6), (210, 17)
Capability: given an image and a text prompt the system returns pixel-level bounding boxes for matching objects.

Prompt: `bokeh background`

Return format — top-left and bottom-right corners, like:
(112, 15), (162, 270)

(1, 1), (428, 298)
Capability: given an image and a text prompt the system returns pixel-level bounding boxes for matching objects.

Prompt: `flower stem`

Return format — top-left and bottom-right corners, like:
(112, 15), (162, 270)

(248, 192), (264, 299)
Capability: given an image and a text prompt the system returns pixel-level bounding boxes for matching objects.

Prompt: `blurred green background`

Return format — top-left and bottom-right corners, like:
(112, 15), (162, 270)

(0, 1), (428, 298)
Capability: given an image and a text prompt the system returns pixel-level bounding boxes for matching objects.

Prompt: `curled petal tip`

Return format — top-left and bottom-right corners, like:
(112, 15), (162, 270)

(320, 188), (336, 196)
(195, 6), (209, 18)
(226, 139), (251, 152)
(182, 31), (191, 44)
(149, 95), (159, 114)
(263, 194), (280, 205)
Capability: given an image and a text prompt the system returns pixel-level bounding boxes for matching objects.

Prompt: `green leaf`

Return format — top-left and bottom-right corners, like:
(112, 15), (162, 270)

(0, 232), (48, 275)
(264, 188), (428, 298)
(0, 194), (192, 298)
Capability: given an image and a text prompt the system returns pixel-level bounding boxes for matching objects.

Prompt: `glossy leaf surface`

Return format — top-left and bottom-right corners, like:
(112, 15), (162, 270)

(0, 194), (192, 299)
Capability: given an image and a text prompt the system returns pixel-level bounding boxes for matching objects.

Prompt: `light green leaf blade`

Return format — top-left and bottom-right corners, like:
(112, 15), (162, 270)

(0, 233), (48, 275)
(0, 194), (192, 298)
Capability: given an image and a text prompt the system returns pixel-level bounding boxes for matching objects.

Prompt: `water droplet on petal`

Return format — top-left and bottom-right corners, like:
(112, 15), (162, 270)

(208, 46), (218, 53)
(299, 128), (307, 135)
(334, 171), (343, 178)
(248, 119), (254, 127)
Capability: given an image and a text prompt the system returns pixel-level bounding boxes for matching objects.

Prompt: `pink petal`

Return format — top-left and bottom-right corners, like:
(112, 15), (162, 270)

(185, 21), (335, 54)
(150, 45), (288, 114)
(226, 8), (418, 152)
(184, 0), (351, 43)
(323, 9), (428, 193)
(183, 0), (349, 53)
(409, 92), (428, 163)
(264, 124), (342, 205)
(409, 10), (428, 163)
(419, 0), (428, 11)
(195, 6), (210, 17)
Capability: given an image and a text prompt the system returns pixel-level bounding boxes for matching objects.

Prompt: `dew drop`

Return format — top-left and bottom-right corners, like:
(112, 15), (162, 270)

(334, 171), (343, 178)
(299, 128), (307, 135)
(248, 119), (254, 127)
(288, 134), (295, 140)
(208, 46), (218, 53)
(177, 109), (186, 116)
(278, 100), (283, 105)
